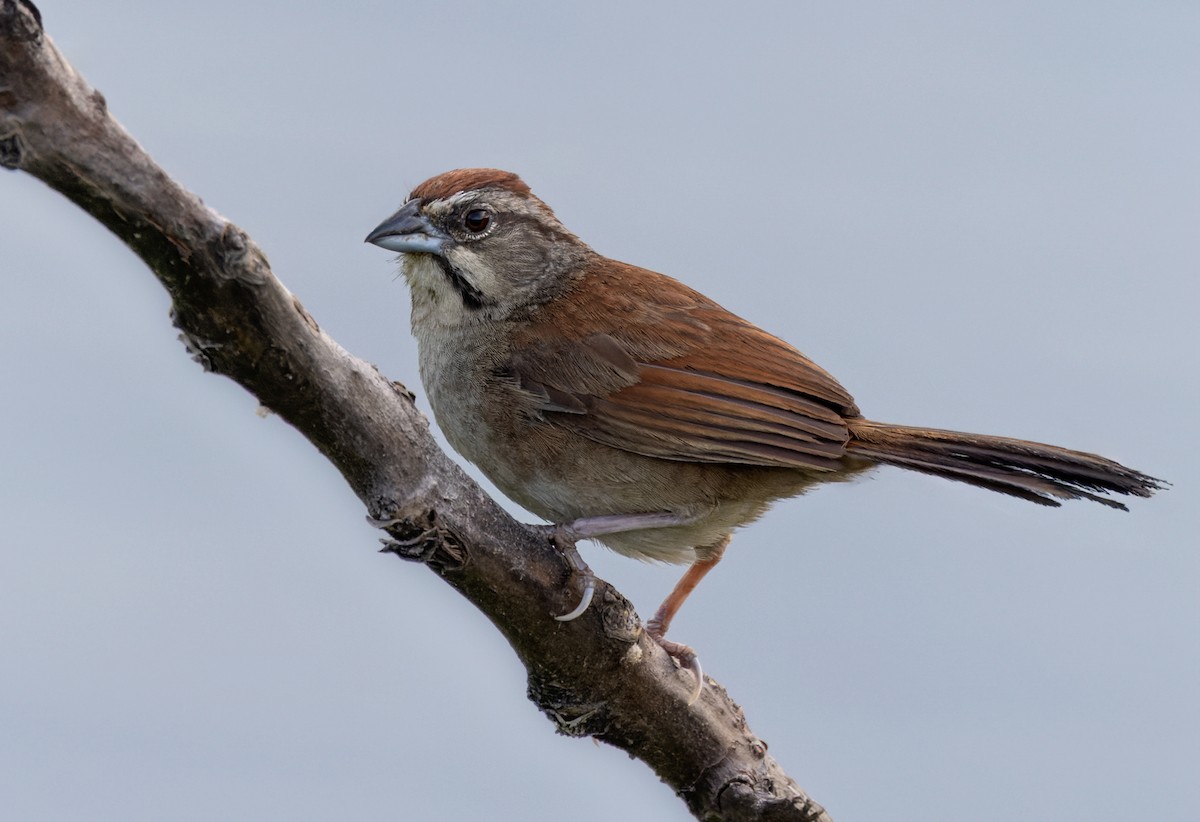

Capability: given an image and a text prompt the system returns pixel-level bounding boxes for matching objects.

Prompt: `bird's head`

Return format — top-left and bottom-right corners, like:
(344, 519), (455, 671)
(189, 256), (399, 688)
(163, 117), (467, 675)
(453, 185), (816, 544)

(366, 168), (592, 320)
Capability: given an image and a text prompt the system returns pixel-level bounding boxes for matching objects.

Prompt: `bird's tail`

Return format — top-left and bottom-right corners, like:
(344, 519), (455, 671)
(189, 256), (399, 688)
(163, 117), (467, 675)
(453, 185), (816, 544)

(845, 419), (1164, 510)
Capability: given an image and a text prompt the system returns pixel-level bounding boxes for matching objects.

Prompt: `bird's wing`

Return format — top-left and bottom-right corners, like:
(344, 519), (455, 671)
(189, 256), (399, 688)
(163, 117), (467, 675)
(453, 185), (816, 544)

(506, 261), (859, 472)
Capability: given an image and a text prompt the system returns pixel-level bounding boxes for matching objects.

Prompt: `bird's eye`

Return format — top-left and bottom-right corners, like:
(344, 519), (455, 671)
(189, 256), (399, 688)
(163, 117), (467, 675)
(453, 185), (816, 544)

(462, 208), (492, 234)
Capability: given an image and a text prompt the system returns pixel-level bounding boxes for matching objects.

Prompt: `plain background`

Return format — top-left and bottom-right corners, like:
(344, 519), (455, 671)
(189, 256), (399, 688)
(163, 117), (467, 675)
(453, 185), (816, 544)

(2, 3), (1196, 820)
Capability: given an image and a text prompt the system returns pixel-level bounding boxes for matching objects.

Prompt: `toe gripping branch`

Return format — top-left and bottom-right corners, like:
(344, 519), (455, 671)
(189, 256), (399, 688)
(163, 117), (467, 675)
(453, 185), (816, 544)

(646, 611), (705, 706)
(542, 524), (596, 623)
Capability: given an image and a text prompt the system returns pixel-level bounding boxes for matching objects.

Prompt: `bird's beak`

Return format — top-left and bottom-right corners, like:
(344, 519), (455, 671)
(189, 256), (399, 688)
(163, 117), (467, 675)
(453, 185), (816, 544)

(364, 199), (449, 256)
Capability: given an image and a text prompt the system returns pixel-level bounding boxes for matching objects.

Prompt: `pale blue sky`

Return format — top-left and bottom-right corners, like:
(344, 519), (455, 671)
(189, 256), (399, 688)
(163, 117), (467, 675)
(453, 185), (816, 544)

(2, 3), (1197, 820)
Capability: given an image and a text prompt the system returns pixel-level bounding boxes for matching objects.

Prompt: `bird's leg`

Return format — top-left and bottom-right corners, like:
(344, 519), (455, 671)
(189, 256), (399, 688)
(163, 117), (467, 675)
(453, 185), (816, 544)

(645, 535), (731, 704)
(537, 511), (703, 623)
(556, 511), (706, 541)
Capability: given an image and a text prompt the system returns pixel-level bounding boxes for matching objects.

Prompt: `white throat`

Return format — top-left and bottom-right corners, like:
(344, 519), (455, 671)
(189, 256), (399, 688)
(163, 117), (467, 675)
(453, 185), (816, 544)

(402, 253), (474, 329)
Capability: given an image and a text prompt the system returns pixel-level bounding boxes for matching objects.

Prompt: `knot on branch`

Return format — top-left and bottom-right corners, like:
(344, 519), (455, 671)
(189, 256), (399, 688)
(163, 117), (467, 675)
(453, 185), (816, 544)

(176, 328), (223, 372)
(528, 676), (609, 738)
(207, 223), (269, 285)
(377, 509), (468, 573)
(704, 766), (832, 822)
(0, 0), (43, 43)
(597, 587), (642, 645)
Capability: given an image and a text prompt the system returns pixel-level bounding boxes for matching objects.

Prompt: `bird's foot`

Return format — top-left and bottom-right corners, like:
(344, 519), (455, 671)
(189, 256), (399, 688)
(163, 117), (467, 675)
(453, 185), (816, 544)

(536, 512), (699, 623)
(552, 538), (596, 622)
(645, 615), (704, 705)
(529, 523), (597, 622)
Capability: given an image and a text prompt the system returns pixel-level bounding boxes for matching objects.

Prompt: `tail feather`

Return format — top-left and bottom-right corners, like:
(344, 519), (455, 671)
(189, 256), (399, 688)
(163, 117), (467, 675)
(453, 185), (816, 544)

(846, 420), (1164, 511)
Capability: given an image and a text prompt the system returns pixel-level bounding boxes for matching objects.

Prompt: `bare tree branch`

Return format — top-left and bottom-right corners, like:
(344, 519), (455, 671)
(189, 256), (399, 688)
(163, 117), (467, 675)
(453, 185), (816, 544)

(0, 3), (832, 819)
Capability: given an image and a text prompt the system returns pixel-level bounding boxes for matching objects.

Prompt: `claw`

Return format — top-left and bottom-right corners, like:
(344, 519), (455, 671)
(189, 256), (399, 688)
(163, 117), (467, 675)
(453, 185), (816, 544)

(555, 573), (595, 622)
(648, 630), (705, 704)
(685, 655), (704, 706)
(551, 535), (596, 622)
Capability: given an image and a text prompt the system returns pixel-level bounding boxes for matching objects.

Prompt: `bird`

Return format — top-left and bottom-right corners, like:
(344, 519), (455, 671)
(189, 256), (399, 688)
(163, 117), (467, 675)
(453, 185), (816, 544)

(365, 167), (1163, 700)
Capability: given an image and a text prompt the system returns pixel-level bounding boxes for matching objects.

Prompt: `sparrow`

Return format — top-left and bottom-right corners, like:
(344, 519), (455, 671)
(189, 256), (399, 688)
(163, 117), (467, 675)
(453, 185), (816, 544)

(365, 168), (1162, 700)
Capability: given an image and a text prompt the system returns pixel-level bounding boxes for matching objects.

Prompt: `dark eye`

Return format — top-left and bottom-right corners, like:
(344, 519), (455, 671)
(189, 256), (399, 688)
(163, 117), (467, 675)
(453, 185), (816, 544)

(462, 208), (492, 234)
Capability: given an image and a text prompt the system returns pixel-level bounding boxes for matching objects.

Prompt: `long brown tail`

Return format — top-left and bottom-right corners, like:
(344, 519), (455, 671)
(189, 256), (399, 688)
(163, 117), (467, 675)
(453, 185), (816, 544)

(846, 420), (1164, 510)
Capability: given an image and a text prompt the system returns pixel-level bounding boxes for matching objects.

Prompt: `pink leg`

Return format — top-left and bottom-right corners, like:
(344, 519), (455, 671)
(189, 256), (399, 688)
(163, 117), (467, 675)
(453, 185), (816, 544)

(645, 535), (731, 704)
